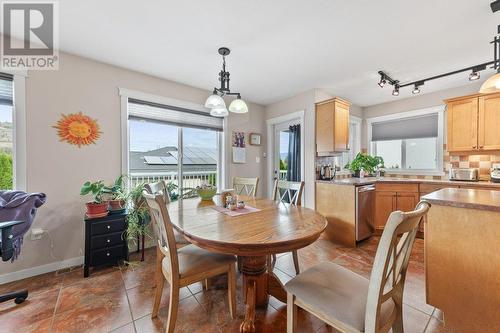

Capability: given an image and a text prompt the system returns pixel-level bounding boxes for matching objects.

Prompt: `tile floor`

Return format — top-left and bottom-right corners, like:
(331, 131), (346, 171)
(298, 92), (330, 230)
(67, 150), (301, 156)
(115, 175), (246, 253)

(0, 236), (450, 333)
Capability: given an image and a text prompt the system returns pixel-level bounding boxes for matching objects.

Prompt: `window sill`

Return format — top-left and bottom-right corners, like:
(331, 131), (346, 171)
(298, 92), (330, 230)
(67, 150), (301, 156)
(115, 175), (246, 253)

(384, 169), (445, 177)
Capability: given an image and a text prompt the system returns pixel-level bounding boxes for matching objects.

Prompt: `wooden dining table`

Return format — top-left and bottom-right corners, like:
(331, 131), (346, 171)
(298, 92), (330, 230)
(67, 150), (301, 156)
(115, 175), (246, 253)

(166, 195), (327, 333)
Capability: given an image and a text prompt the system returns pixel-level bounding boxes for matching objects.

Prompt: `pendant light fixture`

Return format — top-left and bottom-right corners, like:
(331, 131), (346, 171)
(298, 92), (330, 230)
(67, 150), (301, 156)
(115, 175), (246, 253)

(205, 47), (248, 117)
(480, 26), (500, 93)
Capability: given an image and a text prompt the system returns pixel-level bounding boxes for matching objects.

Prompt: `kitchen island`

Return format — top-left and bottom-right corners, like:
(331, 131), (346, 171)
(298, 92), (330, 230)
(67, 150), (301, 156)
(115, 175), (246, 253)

(422, 188), (500, 333)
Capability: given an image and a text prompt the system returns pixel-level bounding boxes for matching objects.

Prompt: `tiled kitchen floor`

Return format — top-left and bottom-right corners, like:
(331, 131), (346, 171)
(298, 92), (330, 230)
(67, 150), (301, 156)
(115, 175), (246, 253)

(0, 236), (449, 333)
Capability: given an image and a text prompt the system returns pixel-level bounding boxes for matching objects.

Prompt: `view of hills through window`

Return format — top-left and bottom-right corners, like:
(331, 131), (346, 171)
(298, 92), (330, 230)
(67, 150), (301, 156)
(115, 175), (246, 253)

(0, 104), (13, 189)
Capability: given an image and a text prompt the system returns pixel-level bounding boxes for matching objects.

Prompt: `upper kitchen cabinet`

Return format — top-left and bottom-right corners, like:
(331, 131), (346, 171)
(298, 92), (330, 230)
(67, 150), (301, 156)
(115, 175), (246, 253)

(479, 93), (500, 150)
(316, 97), (350, 156)
(445, 92), (500, 152)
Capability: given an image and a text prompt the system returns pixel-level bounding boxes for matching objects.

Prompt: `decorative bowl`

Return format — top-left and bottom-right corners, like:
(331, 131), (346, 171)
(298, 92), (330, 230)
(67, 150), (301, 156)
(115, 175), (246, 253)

(197, 188), (217, 201)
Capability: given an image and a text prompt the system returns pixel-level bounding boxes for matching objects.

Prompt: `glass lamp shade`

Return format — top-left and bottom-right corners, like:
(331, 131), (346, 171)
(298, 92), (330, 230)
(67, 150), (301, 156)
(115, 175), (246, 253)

(205, 93), (226, 109)
(480, 72), (500, 94)
(210, 107), (229, 117)
(228, 97), (249, 113)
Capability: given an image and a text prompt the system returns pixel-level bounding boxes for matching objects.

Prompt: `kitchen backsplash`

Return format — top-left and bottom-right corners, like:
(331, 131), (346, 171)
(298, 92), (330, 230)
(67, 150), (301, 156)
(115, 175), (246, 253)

(316, 145), (500, 181)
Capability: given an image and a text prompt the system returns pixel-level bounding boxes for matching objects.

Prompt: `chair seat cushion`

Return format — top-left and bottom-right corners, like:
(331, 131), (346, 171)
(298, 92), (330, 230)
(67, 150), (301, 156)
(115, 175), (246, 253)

(163, 244), (236, 279)
(285, 262), (394, 332)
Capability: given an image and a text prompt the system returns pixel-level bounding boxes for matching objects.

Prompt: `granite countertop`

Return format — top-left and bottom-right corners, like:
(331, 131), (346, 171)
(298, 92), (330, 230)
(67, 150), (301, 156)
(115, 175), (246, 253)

(421, 188), (500, 212)
(316, 177), (500, 188)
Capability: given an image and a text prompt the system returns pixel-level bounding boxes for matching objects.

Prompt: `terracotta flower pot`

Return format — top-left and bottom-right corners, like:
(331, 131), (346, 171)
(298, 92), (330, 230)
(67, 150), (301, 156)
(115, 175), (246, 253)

(85, 202), (108, 216)
(108, 199), (125, 210)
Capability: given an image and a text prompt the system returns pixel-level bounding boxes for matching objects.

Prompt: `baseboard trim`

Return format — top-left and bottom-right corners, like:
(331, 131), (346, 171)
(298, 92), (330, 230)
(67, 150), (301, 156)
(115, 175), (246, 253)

(0, 256), (84, 285)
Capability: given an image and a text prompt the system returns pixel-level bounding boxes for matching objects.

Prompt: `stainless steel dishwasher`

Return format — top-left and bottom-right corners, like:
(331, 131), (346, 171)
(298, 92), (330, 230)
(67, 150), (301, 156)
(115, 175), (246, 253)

(355, 184), (375, 241)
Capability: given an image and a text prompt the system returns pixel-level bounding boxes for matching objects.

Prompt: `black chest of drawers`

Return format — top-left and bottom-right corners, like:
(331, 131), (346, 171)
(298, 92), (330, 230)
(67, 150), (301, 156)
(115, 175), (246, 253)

(84, 212), (129, 277)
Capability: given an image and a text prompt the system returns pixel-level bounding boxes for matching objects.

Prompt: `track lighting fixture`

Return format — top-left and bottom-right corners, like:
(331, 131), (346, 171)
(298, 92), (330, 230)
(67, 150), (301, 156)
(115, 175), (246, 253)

(392, 85), (400, 96)
(412, 84), (421, 95)
(378, 74), (387, 88)
(469, 70), (481, 81)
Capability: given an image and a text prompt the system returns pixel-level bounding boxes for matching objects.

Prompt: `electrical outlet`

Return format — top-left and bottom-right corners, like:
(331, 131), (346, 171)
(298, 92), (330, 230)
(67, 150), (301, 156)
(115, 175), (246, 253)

(256, 157), (260, 163)
(31, 228), (44, 240)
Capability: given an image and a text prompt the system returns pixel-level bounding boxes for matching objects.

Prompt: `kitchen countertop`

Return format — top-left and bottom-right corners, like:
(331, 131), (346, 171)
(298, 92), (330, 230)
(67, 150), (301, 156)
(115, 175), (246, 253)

(316, 177), (500, 188)
(421, 188), (500, 212)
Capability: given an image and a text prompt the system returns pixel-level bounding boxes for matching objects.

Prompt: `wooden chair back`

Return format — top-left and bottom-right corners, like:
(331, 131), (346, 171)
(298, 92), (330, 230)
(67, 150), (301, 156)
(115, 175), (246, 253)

(364, 201), (430, 332)
(144, 180), (170, 204)
(143, 191), (179, 278)
(233, 177), (259, 197)
(272, 180), (304, 206)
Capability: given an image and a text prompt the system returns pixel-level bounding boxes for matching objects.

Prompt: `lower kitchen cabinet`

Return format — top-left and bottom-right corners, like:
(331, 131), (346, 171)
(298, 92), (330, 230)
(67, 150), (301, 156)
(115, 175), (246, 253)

(374, 183), (419, 233)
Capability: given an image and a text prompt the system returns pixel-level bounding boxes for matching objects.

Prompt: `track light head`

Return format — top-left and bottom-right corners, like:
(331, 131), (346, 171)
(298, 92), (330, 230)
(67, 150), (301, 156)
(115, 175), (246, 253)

(392, 85), (400, 96)
(378, 75), (387, 88)
(412, 85), (421, 95)
(469, 70), (481, 81)
(491, 0), (500, 13)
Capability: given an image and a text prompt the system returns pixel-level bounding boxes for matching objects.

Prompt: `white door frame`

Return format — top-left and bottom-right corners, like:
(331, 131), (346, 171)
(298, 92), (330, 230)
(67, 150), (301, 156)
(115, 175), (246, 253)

(266, 111), (305, 198)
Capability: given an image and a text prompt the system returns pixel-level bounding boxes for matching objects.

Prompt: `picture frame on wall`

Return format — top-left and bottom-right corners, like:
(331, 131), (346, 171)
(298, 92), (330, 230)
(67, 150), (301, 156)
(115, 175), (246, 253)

(249, 133), (261, 146)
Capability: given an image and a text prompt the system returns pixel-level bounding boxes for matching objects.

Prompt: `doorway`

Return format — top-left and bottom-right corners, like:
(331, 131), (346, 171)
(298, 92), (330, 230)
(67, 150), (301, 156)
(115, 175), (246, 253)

(266, 111), (305, 198)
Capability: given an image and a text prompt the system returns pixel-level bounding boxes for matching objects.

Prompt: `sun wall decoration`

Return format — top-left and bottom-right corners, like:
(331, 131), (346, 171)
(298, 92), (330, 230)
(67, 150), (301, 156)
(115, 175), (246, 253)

(53, 112), (102, 147)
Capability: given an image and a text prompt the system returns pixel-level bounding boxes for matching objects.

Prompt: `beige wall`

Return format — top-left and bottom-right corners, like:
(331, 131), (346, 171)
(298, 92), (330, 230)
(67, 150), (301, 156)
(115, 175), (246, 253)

(3, 52), (265, 277)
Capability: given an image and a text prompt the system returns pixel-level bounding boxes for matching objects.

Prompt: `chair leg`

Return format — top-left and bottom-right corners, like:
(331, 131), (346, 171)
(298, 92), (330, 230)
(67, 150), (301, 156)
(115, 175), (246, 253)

(152, 248), (165, 318)
(392, 300), (404, 333)
(271, 254), (277, 269)
(287, 292), (297, 333)
(203, 278), (210, 290)
(292, 250), (300, 275)
(166, 284), (180, 333)
(227, 264), (237, 319)
(237, 256), (242, 272)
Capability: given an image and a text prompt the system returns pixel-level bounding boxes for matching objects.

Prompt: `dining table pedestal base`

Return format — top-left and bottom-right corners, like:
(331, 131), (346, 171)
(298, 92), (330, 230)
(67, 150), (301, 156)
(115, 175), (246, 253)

(240, 255), (288, 333)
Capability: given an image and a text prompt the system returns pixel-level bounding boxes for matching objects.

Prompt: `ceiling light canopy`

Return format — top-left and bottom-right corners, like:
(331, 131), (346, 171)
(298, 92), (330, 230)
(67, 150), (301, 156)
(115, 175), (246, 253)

(205, 47), (248, 117)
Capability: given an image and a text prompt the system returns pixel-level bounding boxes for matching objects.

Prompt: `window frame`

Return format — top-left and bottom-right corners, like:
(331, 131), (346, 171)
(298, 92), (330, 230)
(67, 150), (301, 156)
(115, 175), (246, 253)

(119, 88), (225, 192)
(366, 106), (445, 176)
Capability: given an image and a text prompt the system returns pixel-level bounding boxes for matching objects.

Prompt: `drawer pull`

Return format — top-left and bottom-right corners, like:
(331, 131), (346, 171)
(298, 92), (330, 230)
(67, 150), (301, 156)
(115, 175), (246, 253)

(106, 252), (110, 257)
(107, 225), (111, 229)
(107, 239), (111, 243)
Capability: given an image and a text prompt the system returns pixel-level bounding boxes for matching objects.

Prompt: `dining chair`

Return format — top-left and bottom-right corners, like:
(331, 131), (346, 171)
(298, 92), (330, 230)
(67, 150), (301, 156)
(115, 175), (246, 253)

(233, 176), (259, 197)
(285, 201), (430, 333)
(144, 180), (190, 248)
(143, 192), (237, 333)
(270, 179), (305, 275)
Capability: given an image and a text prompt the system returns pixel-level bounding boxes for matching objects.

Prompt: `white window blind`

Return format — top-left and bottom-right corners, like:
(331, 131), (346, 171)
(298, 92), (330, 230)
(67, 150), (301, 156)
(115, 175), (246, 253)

(128, 98), (223, 131)
(0, 73), (13, 106)
(372, 113), (438, 141)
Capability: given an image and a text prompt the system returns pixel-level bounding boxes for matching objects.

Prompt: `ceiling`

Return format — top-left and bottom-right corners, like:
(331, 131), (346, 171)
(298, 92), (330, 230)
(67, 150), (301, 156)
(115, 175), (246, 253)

(7, 1), (500, 106)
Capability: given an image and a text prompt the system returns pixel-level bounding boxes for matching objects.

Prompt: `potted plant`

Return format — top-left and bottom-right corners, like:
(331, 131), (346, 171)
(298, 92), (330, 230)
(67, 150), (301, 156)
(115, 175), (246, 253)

(104, 175), (127, 211)
(126, 182), (150, 241)
(344, 153), (385, 177)
(80, 180), (108, 217)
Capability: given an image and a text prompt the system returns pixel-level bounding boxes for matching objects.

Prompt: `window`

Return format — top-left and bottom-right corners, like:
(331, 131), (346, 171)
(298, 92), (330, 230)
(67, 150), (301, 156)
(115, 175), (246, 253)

(340, 117), (361, 169)
(0, 74), (13, 190)
(369, 109), (444, 174)
(126, 98), (223, 197)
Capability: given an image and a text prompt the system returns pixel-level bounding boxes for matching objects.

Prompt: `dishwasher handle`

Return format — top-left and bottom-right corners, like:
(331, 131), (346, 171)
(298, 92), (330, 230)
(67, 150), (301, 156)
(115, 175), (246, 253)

(358, 185), (375, 193)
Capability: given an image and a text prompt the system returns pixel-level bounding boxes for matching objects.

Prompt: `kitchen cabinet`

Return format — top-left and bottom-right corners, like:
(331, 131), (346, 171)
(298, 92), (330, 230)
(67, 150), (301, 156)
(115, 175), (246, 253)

(374, 183), (419, 231)
(316, 97), (350, 156)
(445, 92), (500, 152)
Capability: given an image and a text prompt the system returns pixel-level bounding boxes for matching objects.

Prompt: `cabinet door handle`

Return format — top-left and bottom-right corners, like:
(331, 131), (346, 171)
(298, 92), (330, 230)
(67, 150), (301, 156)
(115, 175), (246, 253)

(106, 252), (110, 257)
(479, 145), (484, 149)
(106, 239), (111, 243)
(107, 225), (111, 229)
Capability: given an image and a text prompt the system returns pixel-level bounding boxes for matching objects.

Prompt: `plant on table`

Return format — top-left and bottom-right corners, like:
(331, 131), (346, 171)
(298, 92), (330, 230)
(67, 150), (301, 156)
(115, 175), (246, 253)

(103, 175), (127, 210)
(344, 153), (385, 177)
(80, 180), (108, 216)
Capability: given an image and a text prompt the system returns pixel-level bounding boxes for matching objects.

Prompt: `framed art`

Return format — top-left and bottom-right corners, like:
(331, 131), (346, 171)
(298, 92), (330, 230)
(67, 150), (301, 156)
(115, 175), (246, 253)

(249, 133), (261, 146)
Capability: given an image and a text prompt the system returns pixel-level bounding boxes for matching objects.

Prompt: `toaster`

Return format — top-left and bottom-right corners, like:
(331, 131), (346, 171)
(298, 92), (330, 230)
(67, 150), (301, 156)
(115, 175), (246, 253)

(449, 168), (479, 182)
(491, 163), (500, 183)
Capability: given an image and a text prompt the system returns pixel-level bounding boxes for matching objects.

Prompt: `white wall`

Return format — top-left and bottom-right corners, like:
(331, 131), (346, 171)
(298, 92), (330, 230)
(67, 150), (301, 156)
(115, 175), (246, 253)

(2, 52), (266, 278)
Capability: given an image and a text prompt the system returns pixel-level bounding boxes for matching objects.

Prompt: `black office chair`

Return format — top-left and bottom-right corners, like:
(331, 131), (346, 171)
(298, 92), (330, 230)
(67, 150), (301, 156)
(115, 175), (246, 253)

(0, 220), (28, 304)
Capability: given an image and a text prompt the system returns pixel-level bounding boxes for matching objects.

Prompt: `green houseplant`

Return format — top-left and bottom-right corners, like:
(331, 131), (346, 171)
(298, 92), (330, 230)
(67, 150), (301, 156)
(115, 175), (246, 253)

(80, 180), (108, 216)
(344, 153), (384, 177)
(104, 175), (127, 210)
(126, 181), (150, 242)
